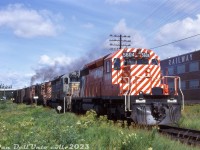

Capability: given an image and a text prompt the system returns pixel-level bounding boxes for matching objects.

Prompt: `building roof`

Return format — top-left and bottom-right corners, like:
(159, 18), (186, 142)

(0, 89), (16, 91)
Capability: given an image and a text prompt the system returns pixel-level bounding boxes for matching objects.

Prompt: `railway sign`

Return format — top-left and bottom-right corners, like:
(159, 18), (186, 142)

(33, 96), (39, 99)
(57, 106), (62, 113)
(33, 96), (39, 106)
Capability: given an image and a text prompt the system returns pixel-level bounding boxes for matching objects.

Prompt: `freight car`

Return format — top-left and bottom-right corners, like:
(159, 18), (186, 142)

(13, 88), (25, 103)
(13, 72), (80, 109)
(23, 85), (36, 104)
(43, 81), (52, 106)
(70, 48), (184, 125)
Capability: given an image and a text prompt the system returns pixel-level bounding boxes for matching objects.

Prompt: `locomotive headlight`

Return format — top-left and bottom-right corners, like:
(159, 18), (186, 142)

(146, 69), (150, 77)
(147, 69), (150, 73)
(139, 91), (144, 100)
(139, 91), (143, 95)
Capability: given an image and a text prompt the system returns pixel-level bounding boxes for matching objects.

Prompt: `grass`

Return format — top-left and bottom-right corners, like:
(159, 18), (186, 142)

(178, 104), (200, 130)
(0, 100), (199, 150)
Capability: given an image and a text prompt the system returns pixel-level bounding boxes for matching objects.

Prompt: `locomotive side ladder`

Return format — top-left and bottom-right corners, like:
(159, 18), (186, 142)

(121, 66), (132, 112)
(123, 77), (132, 112)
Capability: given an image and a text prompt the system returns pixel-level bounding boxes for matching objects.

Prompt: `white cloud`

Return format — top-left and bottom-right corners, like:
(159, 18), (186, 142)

(105, 0), (130, 4)
(105, 19), (147, 49)
(155, 14), (200, 55)
(0, 4), (62, 38)
(39, 55), (52, 65)
(153, 45), (185, 60)
(39, 55), (72, 66)
(0, 71), (34, 89)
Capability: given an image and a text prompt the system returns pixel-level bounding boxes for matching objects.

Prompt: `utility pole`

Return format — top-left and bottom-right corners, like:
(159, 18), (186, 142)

(109, 34), (131, 50)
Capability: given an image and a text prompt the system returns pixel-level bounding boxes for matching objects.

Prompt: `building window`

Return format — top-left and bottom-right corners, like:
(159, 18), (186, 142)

(161, 70), (164, 76)
(106, 61), (110, 73)
(181, 80), (186, 90)
(189, 79), (199, 89)
(177, 64), (185, 74)
(189, 61), (199, 72)
(167, 67), (174, 75)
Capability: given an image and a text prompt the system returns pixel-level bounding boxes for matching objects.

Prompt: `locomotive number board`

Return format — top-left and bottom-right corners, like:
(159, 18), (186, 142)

(122, 52), (150, 58)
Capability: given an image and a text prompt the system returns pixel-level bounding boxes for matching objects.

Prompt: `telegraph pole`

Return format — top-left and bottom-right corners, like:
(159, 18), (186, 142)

(109, 34), (131, 50)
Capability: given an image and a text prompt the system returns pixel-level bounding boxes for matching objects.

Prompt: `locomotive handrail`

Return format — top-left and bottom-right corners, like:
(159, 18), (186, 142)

(124, 91), (128, 112)
(162, 76), (184, 111)
(135, 75), (150, 78)
(122, 77), (132, 111)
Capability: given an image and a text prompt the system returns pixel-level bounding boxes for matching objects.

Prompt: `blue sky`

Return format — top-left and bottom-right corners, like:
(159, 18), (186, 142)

(0, 0), (200, 88)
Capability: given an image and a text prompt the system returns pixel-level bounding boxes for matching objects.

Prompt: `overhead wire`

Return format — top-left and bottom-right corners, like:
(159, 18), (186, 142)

(133, 0), (171, 29)
(145, 0), (192, 37)
(150, 33), (200, 49)
(127, 0), (200, 49)
(129, 0), (173, 47)
(141, 0), (200, 50)
(110, 1), (169, 49)
(130, 0), (188, 39)
(145, 0), (200, 38)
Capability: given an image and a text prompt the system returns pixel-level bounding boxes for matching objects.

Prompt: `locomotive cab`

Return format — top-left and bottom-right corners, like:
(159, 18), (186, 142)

(68, 71), (80, 97)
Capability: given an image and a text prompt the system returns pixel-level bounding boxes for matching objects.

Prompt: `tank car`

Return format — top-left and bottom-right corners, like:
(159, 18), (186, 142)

(71, 48), (184, 125)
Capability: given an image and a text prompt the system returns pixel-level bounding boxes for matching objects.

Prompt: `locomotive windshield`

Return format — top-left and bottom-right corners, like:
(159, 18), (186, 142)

(124, 58), (148, 65)
(64, 78), (68, 84)
(124, 58), (136, 65)
(69, 71), (80, 82)
(70, 76), (79, 82)
(137, 59), (149, 64)
(114, 58), (120, 70)
(152, 59), (158, 65)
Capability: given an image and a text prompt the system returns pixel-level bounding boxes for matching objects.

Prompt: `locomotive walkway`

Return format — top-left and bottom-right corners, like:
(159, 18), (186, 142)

(158, 125), (200, 147)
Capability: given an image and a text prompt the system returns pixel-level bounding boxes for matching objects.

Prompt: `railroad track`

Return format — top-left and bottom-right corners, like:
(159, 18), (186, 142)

(158, 125), (200, 146)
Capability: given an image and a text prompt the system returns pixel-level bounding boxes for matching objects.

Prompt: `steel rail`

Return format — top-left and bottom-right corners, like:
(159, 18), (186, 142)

(158, 125), (200, 146)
